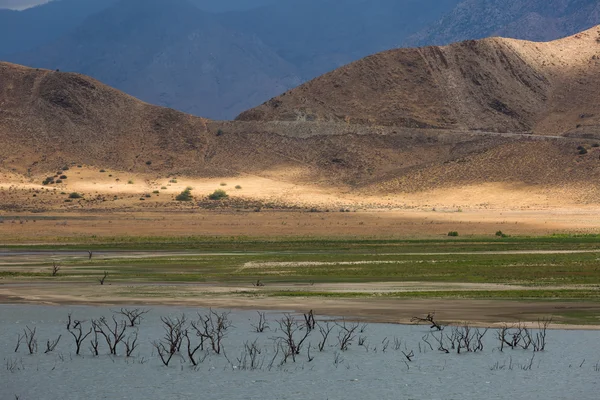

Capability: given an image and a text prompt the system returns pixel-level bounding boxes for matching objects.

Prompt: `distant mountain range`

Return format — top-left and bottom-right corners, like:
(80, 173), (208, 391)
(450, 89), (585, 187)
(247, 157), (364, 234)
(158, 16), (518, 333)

(2, 0), (600, 119)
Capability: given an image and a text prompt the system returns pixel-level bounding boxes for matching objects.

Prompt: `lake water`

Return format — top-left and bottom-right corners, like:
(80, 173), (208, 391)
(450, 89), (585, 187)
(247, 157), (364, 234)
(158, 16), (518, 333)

(1, 304), (598, 400)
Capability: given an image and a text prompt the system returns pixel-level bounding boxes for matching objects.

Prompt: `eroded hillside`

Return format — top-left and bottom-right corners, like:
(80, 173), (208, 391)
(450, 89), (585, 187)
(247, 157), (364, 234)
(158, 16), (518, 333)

(238, 27), (600, 137)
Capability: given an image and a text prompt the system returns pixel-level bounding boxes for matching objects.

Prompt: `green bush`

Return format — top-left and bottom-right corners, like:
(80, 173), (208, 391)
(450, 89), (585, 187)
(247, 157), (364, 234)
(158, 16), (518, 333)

(69, 192), (82, 199)
(448, 231), (459, 237)
(208, 189), (228, 200)
(176, 187), (194, 201)
(495, 230), (504, 237)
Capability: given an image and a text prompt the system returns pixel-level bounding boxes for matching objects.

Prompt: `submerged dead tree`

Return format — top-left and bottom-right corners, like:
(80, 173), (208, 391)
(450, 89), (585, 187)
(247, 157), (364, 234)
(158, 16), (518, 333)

(336, 320), (359, 351)
(67, 318), (92, 355)
(191, 310), (230, 355)
(44, 335), (62, 354)
(153, 314), (187, 366)
(317, 321), (334, 352)
(116, 308), (149, 327)
(251, 311), (269, 333)
(274, 313), (311, 362)
(411, 312), (443, 331)
(92, 316), (127, 355)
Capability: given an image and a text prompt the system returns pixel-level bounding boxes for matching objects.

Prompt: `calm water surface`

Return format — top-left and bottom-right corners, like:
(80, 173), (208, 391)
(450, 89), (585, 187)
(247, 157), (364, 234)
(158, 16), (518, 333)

(1, 305), (598, 400)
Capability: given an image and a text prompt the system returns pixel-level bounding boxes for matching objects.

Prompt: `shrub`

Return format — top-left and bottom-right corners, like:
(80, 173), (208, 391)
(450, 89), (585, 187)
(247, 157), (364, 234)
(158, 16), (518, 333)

(60, 175), (67, 180)
(42, 177), (54, 185)
(176, 187), (194, 201)
(128, 180), (134, 184)
(145, 161), (152, 165)
(579, 148), (588, 155)
(169, 179), (178, 183)
(495, 230), (504, 237)
(593, 143), (600, 148)
(56, 179), (63, 184)
(448, 231), (459, 237)
(216, 129), (224, 136)
(208, 189), (228, 200)
(145, 194), (151, 198)
(220, 182), (227, 186)
(235, 185), (242, 189)
(61, 166), (69, 171)
(100, 169), (106, 173)
(153, 190), (160, 194)
(161, 186), (167, 190)
(69, 192), (82, 199)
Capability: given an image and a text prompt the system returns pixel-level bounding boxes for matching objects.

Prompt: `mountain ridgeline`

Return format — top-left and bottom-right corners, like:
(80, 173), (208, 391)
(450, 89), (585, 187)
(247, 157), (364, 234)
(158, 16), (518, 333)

(239, 27), (600, 136)
(3, 27), (600, 196)
(2, 0), (600, 119)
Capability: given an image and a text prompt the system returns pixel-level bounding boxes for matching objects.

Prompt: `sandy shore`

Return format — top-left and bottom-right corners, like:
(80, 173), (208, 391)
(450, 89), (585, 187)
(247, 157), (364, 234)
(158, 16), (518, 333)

(1, 281), (599, 329)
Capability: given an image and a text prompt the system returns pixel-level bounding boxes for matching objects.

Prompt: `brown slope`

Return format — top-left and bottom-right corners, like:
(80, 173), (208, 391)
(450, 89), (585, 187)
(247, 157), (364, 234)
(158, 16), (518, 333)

(237, 26), (600, 136)
(0, 61), (502, 186)
(3, 61), (600, 208)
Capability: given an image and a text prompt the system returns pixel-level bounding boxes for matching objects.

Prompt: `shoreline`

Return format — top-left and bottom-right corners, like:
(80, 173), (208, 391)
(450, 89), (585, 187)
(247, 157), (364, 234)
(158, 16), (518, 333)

(2, 291), (599, 331)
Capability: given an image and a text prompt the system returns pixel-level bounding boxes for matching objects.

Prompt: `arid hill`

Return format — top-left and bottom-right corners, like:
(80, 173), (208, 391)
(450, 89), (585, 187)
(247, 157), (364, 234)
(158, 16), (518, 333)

(2, 59), (600, 204)
(238, 27), (600, 137)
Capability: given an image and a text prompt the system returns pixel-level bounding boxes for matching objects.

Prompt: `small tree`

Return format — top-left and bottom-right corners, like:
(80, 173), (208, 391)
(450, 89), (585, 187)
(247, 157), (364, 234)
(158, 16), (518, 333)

(175, 187), (193, 201)
(208, 189), (228, 200)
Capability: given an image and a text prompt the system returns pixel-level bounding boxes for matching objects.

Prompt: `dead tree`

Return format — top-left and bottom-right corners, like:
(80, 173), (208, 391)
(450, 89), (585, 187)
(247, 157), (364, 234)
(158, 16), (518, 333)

(93, 316), (127, 355)
(116, 308), (149, 327)
(159, 315), (186, 354)
(274, 313), (311, 362)
(98, 271), (108, 285)
(317, 321), (334, 352)
(51, 262), (61, 277)
(14, 333), (24, 353)
(67, 318), (92, 355)
(434, 331), (449, 353)
(336, 320), (359, 351)
(236, 340), (262, 370)
(44, 335), (62, 354)
(153, 341), (175, 367)
(153, 315), (187, 366)
(304, 310), (316, 331)
(183, 329), (205, 366)
(251, 311), (269, 333)
(402, 350), (415, 362)
(87, 251), (93, 261)
(532, 318), (551, 352)
(191, 310), (230, 355)
(454, 325), (488, 353)
(23, 326), (38, 354)
(411, 312), (443, 331)
(89, 329), (100, 356)
(124, 330), (139, 357)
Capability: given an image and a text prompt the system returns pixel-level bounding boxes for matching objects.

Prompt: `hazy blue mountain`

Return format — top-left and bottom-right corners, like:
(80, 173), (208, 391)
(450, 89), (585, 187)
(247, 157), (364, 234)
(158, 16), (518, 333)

(220, 0), (461, 79)
(0, 0), (119, 57)
(3, 0), (600, 120)
(0, 0), (276, 57)
(408, 0), (600, 45)
(9, 0), (301, 119)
